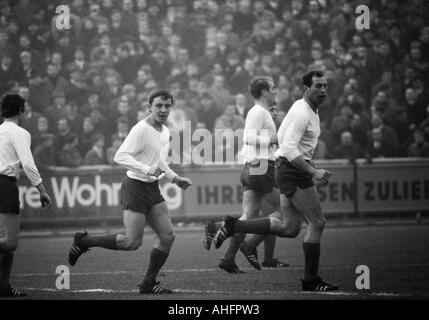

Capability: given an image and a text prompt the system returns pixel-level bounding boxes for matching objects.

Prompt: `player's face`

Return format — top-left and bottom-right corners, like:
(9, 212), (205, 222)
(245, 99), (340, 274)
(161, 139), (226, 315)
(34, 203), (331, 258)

(268, 105), (278, 120)
(265, 80), (278, 106)
(149, 96), (172, 125)
(306, 76), (327, 106)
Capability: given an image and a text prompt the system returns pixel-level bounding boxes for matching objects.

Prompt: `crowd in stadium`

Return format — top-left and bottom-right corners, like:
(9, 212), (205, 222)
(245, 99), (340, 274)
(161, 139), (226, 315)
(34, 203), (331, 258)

(0, 0), (429, 169)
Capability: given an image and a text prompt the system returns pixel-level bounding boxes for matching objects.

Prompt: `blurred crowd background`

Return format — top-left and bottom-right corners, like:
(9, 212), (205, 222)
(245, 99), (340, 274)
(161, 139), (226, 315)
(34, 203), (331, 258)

(1, 0), (429, 169)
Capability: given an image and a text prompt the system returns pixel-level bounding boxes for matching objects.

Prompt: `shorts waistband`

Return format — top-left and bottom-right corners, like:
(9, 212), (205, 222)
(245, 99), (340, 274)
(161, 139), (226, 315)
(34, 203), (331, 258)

(278, 157), (311, 163)
(245, 159), (275, 164)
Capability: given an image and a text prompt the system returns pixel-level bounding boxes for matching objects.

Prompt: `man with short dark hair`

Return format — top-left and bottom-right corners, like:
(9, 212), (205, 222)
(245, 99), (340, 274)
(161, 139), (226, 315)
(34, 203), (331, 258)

(206, 76), (280, 273)
(0, 93), (51, 297)
(210, 71), (339, 291)
(68, 90), (192, 294)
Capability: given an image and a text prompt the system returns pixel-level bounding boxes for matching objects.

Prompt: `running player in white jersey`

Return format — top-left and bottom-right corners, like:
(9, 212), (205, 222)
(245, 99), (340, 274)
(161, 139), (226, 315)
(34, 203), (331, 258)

(0, 94), (51, 297)
(204, 103), (289, 270)
(68, 90), (192, 294)
(211, 71), (338, 291)
(205, 77), (282, 273)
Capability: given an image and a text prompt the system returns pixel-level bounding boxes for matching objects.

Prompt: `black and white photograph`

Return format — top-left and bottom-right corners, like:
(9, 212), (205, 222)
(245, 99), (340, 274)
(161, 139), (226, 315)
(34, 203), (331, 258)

(0, 0), (428, 311)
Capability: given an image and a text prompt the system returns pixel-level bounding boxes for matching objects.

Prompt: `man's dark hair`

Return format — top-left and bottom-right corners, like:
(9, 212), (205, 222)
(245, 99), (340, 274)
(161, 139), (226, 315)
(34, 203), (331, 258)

(302, 70), (325, 87)
(1, 93), (25, 118)
(249, 77), (272, 99)
(148, 90), (174, 105)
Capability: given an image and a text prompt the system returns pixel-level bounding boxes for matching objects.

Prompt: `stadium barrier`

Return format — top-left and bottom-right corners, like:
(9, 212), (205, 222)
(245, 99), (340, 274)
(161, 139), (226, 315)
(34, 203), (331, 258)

(17, 159), (429, 228)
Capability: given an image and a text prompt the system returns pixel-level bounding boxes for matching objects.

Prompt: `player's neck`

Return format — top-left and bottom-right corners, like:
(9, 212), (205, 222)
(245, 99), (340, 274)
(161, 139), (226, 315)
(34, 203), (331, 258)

(3, 117), (19, 125)
(146, 116), (163, 132)
(255, 99), (269, 110)
(303, 96), (319, 113)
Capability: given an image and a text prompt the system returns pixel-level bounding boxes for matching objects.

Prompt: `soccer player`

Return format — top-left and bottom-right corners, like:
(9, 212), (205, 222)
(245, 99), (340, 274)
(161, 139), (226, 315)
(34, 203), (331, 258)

(205, 77), (281, 273)
(68, 90), (192, 294)
(204, 103), (289, 270)
(211, 71), (338, 291)
(0, 93), (52, 297)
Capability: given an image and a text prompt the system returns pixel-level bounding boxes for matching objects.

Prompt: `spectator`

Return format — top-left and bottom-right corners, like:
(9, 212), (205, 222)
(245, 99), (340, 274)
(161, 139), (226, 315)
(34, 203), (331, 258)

(331, 105), (354, 143)
(408, 128), (429, 157)
(368, 113), (400, 156)
(213, 104), (245, 131)
(54, 118), (75, 160)
(367, 128), (398, 159)
(196, 93), (222, 132)
(404, 87), (426, 128)
(0, 55), (15, 95)
(59, 133), (83, 167)
(44, 92), (68, 127)
(331, 131), (364, 160)
(32, 116), (52, 151)
(111, 117), (129, 143)
(64, 101), (84, 136)
(44, 63), (70, 102)
(80, 117), (100, 156)
(33, 133), (56, 169)
(0, 0), (427, 162)
(234, 93), (251, 119)
(18, 86), (41, 136)
(105, 137), (121, 165)
(208, 75), (233, 110)
(83, 133), (106, 165)
(27, 70), (51, 113)
(68, 70), (90, 106)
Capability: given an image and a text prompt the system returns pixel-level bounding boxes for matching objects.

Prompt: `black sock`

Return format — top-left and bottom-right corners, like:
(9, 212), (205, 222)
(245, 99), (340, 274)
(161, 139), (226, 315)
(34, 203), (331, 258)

(235, 218), (271, 234)
(303, 242), (320, 282)
(143, 248), (169, 284)
(81, 234), (118, 250)
(0, 251), (13, 291)
(264, 236), (276, 261)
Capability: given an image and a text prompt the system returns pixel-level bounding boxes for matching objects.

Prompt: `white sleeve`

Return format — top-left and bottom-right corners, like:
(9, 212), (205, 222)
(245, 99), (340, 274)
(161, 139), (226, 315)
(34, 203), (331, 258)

(114, 125), (151, 174)
(279, 110), (308, 162)
(243, 109), (271, 147)
(158, 128), (178, 182)
(12, 130), (42, 186)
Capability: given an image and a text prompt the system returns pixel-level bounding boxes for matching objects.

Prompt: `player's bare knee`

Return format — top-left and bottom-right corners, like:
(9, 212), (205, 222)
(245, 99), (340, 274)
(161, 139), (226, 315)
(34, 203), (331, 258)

(123, 238), (142, 251)
(278, 223), (300, 238)
(289, 224), (301, 238)
(159, 232), (175, 247)
(309, 217), (326, 233)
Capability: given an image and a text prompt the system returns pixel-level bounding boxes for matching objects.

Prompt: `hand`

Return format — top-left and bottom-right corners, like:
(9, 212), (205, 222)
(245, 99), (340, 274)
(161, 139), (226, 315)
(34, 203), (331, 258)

(312, 169), (333, 185)
(173, 176), (192, 190)
(148, 167), (164, 178)
(40, 192), (52, 209)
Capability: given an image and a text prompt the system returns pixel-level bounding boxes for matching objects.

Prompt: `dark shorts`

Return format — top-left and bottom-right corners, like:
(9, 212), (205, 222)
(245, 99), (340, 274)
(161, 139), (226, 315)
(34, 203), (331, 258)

(120, 177), (165, 215)
(275, 157), (315, 197)
(240, 160), (276, 195)
(0, 175), (20, 215)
